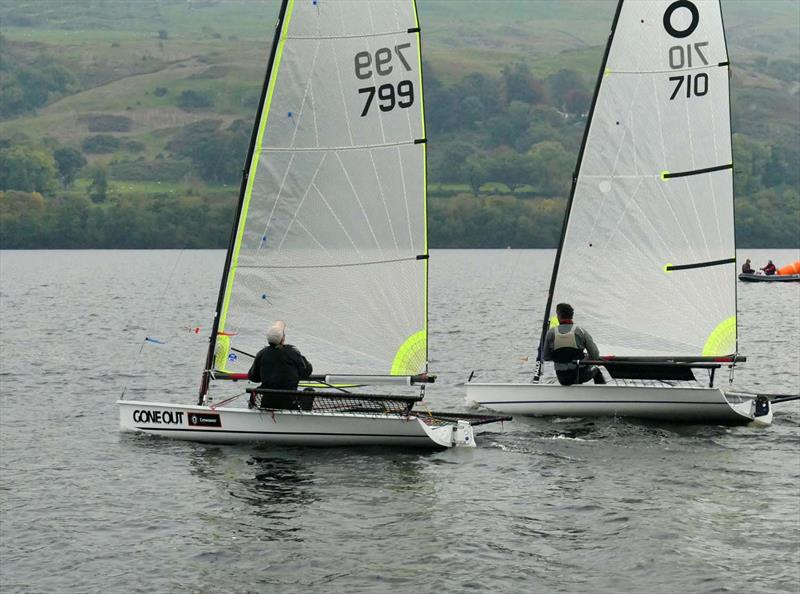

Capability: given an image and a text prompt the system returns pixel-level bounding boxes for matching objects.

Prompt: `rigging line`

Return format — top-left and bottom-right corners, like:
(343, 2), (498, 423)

(366, 0), (377, 42)
(662, 164), (733, 179)
(292, 217), (332, 252)
(210, 391), (247, 410)
(243, 288), (393, 365)
(311, 182), (363, 258)
(653, 173), (702, 267)
(310, 178), (414, 332)
(290, 319), (396, 367)
(665, 258), (736, 271)
(288, 38), (322, 148)
(630, 75), (642, 177)
(609, 64), (726, 75)
(402, 30), (416, 141)
(330, 42), (355, 148)
(266, 206), (409, 351)
(370, 150), (400, 250)
(390, 0), (401, 31)
(262, 140), (418, 152)
(364, 7), (389, 146)
(582, 74), (639, 243)
(396, 144), (421, 310)
(621, 180), (690, 268)
(650, 73), (669, 196)
(306, 177), (413, 335)
(706, 94), (725, 254)
(680, 177), (727, 319)
(278, 152), (327, 249)
(680, 133), (717, 313)
(120, 249), (186, 400)
(334, 151), (382, 250)
(238, 257), (421, 269)
(610, 229), (709, 329)
(287, 294), (398, 360)
(287, 29), (414, 41)
(259, 152), (296, 251)
(310, 77), (319, 147)
(579, 309), (701, 353)
(677, 94), (720, 305)
(597, 177), (644, 252)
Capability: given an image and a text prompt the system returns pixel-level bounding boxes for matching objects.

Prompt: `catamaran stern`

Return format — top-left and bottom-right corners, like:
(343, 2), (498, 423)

(118, 400), (480, 448)
(465, 383), (772, 427)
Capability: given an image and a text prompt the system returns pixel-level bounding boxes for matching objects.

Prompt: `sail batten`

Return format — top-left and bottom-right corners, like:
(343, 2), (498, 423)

(209, 0), (428, 379)
(539, 0), (737, 363)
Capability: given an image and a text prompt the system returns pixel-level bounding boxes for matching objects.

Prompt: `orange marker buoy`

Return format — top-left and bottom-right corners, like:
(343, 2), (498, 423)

(777, 260), (800, 275)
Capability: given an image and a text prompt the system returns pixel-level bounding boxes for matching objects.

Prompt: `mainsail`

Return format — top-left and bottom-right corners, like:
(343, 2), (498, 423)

(539, 0), (737, 360)
(206, 0), (428, 383)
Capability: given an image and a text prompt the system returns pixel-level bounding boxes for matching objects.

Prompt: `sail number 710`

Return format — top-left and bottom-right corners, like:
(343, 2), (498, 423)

(354, 44), (415, 117)
(668, 41), (710, 101)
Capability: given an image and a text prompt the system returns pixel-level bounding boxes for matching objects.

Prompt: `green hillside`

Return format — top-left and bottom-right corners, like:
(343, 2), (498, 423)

(1, 0), (798, 248)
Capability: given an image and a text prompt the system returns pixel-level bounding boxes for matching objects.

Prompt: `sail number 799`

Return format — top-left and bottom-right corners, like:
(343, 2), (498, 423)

(354, 44), (415, 117)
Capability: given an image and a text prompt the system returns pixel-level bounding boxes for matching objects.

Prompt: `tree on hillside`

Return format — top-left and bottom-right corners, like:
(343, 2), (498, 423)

(0, 37), (78, 119)
(168, 119), (249, 184)
(528, 141), (573, 197)
(546, 69), (589, 113)
(463, 155), (489, 195)
(0, 191), (48, 248)
(732, 134), (771, 196)
(0, 146), (57, 193)
(501, 63), (547, 106)
(432, 140), (476, 184)
(487, 150), (536, 192)
(487, 101), (532, 148)
(178, 90), (213, 110)
(82, 134), (122, 154)
(87, 164), (108, 203)
(53, 147), (87, 188)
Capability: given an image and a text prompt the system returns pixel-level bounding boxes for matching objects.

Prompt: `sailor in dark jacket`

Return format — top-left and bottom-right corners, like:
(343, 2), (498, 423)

(248, 321), (313, 409)
(542, 303), (606, 386)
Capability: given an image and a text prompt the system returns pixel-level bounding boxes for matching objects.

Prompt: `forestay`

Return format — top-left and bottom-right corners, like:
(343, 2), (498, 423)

(211, 0), (428, 377)
(546, 0), (736, 358)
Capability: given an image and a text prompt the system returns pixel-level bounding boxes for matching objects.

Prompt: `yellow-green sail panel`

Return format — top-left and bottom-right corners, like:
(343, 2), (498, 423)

(212, 0), (429, 377)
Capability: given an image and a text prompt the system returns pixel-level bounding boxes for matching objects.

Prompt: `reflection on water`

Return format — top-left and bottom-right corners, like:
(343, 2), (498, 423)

(237, 456), (318, 542)
(1, 250), (797, 594)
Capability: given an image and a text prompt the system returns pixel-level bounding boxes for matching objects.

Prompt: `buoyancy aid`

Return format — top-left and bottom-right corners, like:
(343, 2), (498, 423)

(552, 324), (585, 364)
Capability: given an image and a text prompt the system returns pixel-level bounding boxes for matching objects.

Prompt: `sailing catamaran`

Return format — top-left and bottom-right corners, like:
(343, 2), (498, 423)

(119, 0), (508, 447)
(466, 0), (778, 426)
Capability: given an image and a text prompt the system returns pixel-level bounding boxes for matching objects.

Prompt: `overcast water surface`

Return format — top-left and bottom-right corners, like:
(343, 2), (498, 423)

(1, 249), (799, 593)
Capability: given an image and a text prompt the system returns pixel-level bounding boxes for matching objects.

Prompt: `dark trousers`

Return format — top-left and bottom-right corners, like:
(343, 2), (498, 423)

(556, 366), (607, 386)
(253, 390), (314, 411)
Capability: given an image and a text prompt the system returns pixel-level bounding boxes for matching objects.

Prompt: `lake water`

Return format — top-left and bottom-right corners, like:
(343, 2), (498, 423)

(1, 249), (798, 593)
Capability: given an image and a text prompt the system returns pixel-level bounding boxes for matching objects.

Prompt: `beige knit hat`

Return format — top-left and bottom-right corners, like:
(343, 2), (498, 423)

(266, 320), (286, 345)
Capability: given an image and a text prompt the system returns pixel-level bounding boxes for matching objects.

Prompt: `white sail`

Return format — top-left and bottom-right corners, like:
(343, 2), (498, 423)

(547, 0), (736, 358)
(212, 0), (428, 376)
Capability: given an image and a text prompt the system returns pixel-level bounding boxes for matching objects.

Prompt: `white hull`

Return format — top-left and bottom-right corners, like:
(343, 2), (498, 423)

(465, 383), (772, 427)
(118, 400), (476, 448)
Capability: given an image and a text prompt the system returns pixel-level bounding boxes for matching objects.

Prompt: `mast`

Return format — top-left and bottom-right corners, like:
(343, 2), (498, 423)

(201, 0), (429, 395)
(718, 0), (739, 359)
(413, 0), (430, 387)
(535, 0), (737, 368)
(533, 0), (624, 381)
(199, 0), (290, 403)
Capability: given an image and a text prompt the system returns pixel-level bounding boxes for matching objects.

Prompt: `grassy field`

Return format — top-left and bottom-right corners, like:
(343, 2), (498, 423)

(1, 0), (797, 202)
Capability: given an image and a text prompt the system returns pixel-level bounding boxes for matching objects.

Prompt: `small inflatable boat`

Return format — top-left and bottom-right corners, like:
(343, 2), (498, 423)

(739, 273), (800, 282)
(739, 260), (800, 282)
